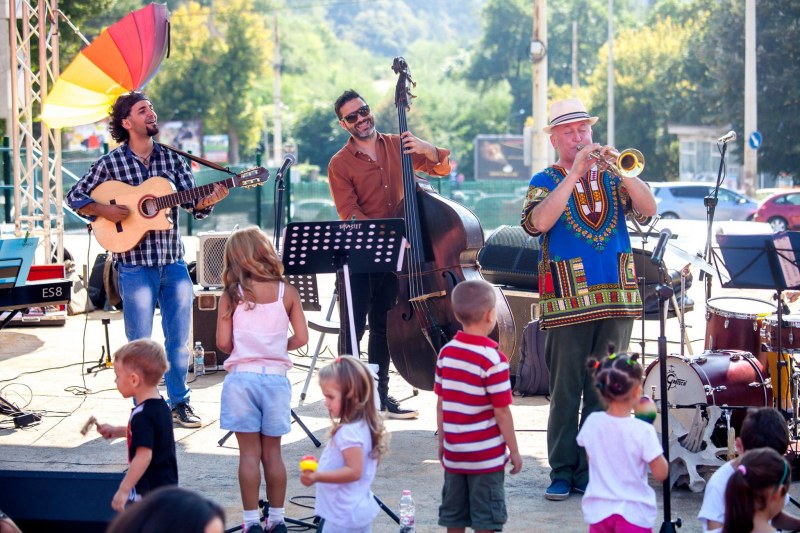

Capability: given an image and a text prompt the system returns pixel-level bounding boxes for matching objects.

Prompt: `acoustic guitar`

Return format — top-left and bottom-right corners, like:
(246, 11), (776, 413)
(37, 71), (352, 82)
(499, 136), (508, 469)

(90, 167), (269, 253)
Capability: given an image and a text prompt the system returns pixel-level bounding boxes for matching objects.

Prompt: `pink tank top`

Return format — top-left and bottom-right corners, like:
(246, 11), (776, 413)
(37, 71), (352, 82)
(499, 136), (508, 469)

(223, 281), (292, 371)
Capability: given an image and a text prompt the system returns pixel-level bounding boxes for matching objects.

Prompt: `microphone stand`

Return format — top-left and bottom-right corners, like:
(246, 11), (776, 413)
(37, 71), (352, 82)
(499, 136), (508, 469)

(655, 257), (681, 532)
(701, 141), (728, 302)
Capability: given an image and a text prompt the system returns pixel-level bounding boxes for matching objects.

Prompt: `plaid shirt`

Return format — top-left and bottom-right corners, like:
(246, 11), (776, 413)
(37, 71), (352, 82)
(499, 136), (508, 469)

(66, 142), (213, 267)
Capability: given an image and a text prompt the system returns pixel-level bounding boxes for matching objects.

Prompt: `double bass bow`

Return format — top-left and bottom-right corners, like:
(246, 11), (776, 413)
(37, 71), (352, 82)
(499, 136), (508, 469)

(386, 57), (516, 391)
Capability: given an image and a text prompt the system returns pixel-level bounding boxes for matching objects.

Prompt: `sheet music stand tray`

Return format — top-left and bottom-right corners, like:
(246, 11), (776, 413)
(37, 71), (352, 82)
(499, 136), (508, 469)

(282, 218), (406, 358)
(717, 232), (800, 425)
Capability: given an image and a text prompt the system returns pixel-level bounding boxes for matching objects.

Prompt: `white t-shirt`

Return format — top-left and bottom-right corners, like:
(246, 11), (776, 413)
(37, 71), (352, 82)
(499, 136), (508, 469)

(315, 419), (379, 529)
(698, 460), (790, 533)
(576, 411), (664, 528)
(697, 461), (733, 533)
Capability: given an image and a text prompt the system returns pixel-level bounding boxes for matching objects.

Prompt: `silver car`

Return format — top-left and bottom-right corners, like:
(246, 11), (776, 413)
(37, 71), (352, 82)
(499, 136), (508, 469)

(650, 182), (757, 220)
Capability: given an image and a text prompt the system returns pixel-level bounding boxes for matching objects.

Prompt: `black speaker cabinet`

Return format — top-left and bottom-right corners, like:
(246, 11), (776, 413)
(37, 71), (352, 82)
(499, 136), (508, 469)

(192, 289), (230, 367)
(501, 288), (539, 376)
(0, 469), (123, 532)
(479, 225), (540, 290)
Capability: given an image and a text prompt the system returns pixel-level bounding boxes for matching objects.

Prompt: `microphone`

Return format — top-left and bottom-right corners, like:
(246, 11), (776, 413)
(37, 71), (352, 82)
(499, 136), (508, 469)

(717, 131), (737, 144)
(650, 228), (672, 265)
(276, 153), (296, 179)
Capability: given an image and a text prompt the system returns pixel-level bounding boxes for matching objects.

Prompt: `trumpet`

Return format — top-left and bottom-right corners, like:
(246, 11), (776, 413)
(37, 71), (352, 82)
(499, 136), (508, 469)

(577, 145), (645, 179)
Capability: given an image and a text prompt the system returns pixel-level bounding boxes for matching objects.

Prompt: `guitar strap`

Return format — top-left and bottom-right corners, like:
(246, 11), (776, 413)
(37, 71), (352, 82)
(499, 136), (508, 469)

(159, 143), (236, 175)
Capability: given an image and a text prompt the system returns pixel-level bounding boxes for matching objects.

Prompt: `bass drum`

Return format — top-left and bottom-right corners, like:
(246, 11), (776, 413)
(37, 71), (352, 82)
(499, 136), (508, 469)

(643, 350), (770, 447)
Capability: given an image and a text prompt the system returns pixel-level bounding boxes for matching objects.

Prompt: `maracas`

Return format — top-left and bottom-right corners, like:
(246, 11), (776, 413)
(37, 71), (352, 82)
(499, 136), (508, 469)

(634, 396), (657, 424)
(299, 454), (318, 473)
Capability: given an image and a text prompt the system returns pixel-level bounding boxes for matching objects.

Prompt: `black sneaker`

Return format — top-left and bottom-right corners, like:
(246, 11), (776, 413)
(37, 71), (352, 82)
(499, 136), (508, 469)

(266, 523), (287, 533)
(172, 402), (201, 428)
(244, 524), (263, 533)
(381, 396), (419, 419)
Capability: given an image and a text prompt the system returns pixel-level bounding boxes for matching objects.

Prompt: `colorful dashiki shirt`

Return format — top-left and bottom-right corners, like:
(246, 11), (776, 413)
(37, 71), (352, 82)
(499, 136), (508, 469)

(520, 165), (644, 328)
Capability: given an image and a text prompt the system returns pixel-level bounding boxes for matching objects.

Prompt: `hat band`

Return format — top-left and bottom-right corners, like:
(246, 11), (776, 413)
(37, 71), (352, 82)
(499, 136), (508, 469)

(549, 110), (591, 126)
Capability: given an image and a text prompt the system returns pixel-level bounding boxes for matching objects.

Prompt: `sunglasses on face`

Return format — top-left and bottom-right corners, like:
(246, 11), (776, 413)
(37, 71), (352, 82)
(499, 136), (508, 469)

(341, 105), (370, 124)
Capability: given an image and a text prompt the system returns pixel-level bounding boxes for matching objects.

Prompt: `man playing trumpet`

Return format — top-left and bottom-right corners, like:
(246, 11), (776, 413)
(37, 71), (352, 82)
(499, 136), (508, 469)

(520, 98), (657, 501)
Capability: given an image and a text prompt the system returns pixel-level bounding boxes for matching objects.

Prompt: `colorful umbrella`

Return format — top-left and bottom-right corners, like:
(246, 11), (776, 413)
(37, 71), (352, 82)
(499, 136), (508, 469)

(41, 3), (170, 129)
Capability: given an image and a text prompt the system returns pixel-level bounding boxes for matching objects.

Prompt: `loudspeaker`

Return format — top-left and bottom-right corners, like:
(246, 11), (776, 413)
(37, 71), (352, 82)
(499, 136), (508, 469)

(479, 225), (539, 290)
(192, 289), (230, 367)
(500, 288), (539, 376)
(0, 469), (123, 532)
(196, 232), (230, 288)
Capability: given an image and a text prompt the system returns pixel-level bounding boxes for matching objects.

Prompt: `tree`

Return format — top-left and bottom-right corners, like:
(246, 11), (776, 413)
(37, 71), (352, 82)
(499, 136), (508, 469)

(148, 0), (269, 163)
(584, 17), (702, 180)
(693, 0), (800, 176)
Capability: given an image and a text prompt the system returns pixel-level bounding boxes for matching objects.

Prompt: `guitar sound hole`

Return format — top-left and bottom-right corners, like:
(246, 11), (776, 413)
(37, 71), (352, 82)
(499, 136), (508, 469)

(141, 198), (157, 217)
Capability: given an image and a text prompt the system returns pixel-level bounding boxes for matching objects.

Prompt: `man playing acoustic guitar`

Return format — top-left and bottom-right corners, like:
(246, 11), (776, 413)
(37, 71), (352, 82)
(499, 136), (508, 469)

(67, 92), (228, 428)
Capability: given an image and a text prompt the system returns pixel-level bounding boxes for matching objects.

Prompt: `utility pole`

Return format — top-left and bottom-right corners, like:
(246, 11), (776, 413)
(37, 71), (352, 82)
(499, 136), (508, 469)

(571, 20), (578, 94)
(530, 0), (549, 174)
(607, 0), (615, 146)
(743, 0), (757, 197)
(272, 11), (283, 165)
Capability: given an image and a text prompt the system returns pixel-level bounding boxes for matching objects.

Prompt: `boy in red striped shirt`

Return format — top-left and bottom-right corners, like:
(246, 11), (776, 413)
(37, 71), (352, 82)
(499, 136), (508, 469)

(435, 279), (523, 533)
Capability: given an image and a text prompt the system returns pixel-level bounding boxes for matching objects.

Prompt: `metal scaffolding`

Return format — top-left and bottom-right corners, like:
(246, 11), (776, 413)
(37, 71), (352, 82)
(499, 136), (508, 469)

(8, 0), (63, 262)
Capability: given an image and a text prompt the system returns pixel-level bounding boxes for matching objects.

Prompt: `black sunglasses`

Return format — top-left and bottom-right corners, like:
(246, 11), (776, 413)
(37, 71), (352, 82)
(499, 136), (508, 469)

(341, 105), (370, 124)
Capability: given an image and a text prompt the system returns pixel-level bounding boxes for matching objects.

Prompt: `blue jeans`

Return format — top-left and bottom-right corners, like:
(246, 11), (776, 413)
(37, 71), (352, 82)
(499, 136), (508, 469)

(117, 260), (193, 408)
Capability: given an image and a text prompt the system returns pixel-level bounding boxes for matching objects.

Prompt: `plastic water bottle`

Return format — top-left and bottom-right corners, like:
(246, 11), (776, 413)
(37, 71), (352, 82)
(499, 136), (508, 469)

(193, 342), (205, 376)
(399, 489), (415, 532)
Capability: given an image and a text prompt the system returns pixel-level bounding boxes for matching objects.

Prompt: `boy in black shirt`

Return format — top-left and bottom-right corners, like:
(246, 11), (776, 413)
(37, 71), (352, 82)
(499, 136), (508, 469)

(96, 339), (178, 511)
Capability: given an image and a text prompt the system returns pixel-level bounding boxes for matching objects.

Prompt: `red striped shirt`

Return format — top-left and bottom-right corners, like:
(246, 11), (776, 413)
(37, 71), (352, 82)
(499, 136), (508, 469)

(434, 331), (512, 474)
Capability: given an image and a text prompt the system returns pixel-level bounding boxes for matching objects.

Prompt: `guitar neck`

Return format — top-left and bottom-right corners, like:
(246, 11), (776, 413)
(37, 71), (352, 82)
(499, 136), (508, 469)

(156, 176), (236, 211)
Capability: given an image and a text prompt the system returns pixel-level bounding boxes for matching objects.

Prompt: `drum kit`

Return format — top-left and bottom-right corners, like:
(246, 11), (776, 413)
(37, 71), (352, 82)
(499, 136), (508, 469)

(641, 252), (800, 456)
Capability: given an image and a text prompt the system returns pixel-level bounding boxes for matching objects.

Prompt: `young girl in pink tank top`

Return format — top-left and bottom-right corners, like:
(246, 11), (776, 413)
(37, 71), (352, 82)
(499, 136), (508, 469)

(216, 227), (308, 533)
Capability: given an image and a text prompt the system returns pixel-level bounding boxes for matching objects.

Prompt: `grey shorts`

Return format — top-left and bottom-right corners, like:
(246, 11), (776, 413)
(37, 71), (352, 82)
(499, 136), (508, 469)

(438, 470), (507, 531)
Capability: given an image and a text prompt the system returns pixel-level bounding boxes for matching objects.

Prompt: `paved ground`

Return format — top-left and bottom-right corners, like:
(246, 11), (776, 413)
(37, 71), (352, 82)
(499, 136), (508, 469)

(2, 223), (800, 532)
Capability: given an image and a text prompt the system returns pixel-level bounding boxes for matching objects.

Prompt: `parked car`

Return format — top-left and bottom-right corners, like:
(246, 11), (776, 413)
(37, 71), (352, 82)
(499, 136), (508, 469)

(753, 191), (800, 232)
(649, 182), (757, 221)
(290, 199), (339, 222)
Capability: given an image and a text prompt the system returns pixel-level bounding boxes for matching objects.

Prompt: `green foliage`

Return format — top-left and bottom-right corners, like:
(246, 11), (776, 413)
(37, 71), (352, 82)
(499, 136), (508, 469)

(692, 0), (800, 176)
(585, 17), (701, 180)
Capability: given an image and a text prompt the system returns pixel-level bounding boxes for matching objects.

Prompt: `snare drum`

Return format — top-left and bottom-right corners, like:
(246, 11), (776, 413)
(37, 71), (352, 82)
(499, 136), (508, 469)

(762, 314), (800, 351)
(705, 296), (776, 365)
(643, 350), (770, 444)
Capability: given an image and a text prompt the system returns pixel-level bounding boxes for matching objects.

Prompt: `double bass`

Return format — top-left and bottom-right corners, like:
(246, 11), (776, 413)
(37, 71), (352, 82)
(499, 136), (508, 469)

(387, 57), (516, 391)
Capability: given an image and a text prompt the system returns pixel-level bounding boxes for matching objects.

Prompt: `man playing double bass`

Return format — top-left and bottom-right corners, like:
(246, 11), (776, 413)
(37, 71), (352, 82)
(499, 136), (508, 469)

(327, 89), (452, 419)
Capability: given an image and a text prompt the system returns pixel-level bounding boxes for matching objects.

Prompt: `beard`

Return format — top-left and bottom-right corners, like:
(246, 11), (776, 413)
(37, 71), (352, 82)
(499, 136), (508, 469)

(146, 123), (160, 137)
(351, 118), (375, 140)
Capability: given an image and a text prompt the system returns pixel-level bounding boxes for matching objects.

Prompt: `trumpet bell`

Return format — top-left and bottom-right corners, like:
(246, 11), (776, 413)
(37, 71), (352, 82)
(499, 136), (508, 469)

(617, 148), (645, 178)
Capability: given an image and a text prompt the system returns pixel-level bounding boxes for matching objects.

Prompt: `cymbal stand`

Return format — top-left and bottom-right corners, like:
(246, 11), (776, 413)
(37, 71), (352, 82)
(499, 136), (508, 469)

(86, 318), (113, 374)
(628, 214), (660, 366)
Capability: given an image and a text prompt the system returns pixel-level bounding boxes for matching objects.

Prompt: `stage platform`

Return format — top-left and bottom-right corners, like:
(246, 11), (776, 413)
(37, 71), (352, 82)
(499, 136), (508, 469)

(1, 225), (798, 531)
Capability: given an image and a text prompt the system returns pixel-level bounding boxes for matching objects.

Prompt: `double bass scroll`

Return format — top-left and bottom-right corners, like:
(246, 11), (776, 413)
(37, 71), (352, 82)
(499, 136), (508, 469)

(386, 57), (516, 391)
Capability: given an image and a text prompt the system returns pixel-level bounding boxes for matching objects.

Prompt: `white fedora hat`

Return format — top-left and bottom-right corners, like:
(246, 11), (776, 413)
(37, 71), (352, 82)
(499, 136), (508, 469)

(542, 98), (598, 134)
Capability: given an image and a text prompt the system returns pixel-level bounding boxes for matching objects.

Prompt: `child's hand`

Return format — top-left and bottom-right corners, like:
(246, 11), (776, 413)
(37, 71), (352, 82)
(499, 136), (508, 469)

(300, 470), (317, 487)
(508, 451), (523, 474)
(96, 423), (116, 440)
(111, 487), (128, 512)
(438, 443), (444, 466)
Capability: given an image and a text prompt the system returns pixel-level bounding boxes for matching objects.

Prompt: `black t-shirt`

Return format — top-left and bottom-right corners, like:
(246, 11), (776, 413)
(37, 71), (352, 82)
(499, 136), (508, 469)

(127, 397), (178, 496)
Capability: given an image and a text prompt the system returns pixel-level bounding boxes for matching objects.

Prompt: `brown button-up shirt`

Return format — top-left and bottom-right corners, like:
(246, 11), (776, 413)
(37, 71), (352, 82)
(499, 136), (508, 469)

(327, 132), (451, 220)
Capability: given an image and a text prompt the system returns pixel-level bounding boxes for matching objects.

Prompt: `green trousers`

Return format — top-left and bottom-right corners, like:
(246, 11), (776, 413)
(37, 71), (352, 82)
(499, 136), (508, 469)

(544, 318), (634, 486)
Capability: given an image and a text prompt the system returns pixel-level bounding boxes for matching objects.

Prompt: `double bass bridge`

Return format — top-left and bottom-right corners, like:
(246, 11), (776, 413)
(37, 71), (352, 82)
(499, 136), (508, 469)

(408, 290), (447, 303)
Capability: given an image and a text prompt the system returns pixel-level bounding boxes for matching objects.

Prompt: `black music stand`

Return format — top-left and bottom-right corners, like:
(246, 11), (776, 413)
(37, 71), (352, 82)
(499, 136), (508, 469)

(716, 232), (800, 431)
(281, 218), (407, 359)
